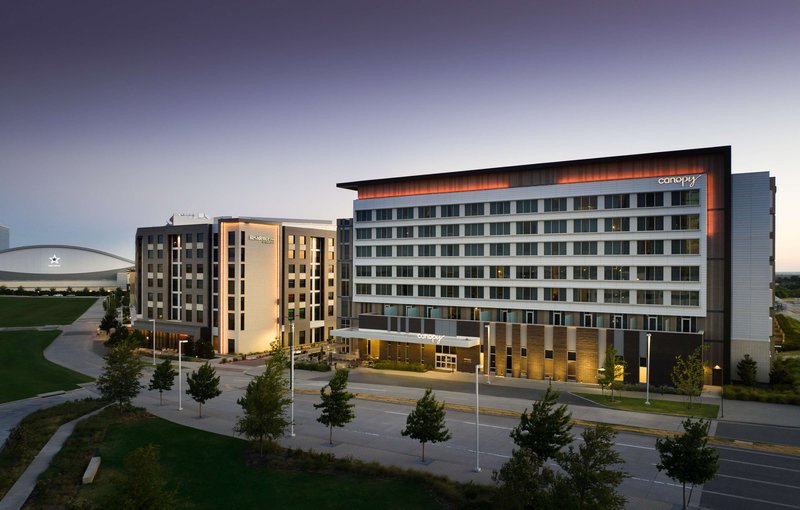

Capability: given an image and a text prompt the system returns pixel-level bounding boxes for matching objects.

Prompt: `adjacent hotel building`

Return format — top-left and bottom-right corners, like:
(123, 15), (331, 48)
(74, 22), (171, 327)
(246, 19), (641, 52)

(133, 214), (337, 355)
(334, 147), (776, 384)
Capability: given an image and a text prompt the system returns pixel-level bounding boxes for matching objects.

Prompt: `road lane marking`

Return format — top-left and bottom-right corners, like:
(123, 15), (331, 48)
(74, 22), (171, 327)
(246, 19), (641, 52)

(629, 476), (683, 489)
(701, 490), (800, 509)
(722, 458), (800, 473)
(716, 473), (800, 490)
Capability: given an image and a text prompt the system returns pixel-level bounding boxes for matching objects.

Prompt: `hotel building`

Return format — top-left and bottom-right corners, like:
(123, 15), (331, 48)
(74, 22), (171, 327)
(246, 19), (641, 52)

(133, 214), (337, 354)
(333, 147), (776, 384)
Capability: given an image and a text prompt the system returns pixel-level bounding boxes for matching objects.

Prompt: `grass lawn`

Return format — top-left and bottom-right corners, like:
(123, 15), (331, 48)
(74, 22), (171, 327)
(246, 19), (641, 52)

(34, 410), (448, 510)
(0, 296), (95, 327)
(0, 330), (93, 403)
(0, 399), (105, 500)
(574, 392), (719, 419)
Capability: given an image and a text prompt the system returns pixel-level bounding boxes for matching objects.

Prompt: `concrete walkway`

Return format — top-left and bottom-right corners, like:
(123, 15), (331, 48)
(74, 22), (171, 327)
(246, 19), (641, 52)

(0, 406), (105, 510)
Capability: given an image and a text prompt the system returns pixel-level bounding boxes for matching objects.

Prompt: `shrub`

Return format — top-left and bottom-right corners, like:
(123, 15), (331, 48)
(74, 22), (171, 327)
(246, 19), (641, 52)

(737, 354), (758, 386)
(770, 356), (800, 388)
(372, 360), (427, 372)
(723, 384), (800, 405)
(294, 361), (331, 372)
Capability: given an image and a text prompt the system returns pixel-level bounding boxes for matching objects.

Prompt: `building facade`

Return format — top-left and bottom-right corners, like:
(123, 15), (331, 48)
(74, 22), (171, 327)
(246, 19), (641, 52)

(133, 214), (337, 354)
(333, 147), (775, 384)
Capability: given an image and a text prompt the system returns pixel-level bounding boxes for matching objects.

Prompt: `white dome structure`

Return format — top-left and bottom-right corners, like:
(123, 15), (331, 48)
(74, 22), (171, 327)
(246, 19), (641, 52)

(0, 245), (133, 291)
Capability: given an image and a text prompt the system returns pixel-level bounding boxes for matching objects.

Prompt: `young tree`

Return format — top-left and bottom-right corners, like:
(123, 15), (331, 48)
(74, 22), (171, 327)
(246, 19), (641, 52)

(234, 354), (291, 456)
(492, 448), (556, 510)
(736, 354), (758, 386)
(671, 346), (705, 409)
(598, 345), (626, 402)
(401, 388), (452, 462)
(99, 311), (121, 334)
(510, 386), (573, 462)
(96, 338), (144, 411)
(314, 368), (355, 445)
(656, 418), (719, 510)
(148, 359), (177, 405)
(117, 444), (180, 510)
(186, 362), (221, 417)
(554, 425), (628, 510)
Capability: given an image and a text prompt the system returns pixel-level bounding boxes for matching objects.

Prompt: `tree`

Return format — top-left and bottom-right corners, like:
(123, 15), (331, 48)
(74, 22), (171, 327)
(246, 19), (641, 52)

(656, 418), (719, 510)
(510, 386), (573, 462)
(234, 353), (292, 456)
(314, 368), (355, 445)
(186, 362), (221, 417)
(117, 444), (181, 510)
(671, 346), (705, 409)
(99, 311), (121, 334)
(598, 345), (626, 402)
(492, 448), (556, 510)
(401, 388), (452, 462)
(148, 359), (177, 405)
(96, 339), (144, 411)
(554, 425), (628, 510)
(736, 354), (758, 386)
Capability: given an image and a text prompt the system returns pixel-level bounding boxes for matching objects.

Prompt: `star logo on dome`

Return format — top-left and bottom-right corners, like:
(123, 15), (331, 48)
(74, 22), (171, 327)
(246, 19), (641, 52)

(49, 254), (61, 267)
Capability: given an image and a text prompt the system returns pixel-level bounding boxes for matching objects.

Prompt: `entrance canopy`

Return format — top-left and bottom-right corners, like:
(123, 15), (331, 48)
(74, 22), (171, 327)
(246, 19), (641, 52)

(332, 327), (480, 349)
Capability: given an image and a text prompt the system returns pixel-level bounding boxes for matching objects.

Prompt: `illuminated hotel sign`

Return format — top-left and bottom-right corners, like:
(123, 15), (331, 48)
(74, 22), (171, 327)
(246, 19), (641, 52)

(657, 175), (701, 187)
(248, 235), (275, 245)
(417, 333), (445, 344)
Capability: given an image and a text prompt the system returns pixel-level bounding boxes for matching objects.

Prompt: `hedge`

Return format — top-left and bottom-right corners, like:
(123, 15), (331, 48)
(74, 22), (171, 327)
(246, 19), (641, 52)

(294, 361), (332, 372)
(723, 385), (800, 405)
(372, 360), (427, 372)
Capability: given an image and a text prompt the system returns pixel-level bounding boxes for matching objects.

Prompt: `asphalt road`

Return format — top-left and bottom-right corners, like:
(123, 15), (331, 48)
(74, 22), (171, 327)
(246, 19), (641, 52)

(716, 421), (800, 448)
(701, 445), (800, 509)
(315, 370), (603, 408)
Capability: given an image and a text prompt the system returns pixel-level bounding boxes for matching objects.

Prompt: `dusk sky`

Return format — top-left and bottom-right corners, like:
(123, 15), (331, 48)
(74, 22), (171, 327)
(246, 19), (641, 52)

(1, 1), (798, 269)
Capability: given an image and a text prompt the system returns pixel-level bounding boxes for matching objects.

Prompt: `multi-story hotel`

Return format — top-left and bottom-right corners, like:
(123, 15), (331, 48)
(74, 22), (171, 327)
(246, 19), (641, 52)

(333, 147), (776, 384)
(133, 214), (337, 355)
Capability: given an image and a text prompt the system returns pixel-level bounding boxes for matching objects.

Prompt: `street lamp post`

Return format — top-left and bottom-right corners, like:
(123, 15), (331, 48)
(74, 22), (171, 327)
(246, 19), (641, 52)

(484, 324), (491, 382)
(474, 363), (483, 472)
(645, 333), (651, 405)
(714, 364), (724, 418)
(178, 340), (188, 411)
(151, 319), (157, 367)
(291, 321), (295, 437)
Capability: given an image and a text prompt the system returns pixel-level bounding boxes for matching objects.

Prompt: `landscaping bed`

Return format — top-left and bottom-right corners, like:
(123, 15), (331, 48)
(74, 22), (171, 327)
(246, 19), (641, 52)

(574, 392), (719, 419)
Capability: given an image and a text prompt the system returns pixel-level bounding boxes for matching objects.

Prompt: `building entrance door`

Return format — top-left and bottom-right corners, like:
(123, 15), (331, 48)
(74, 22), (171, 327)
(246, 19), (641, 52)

(435, 353), (457, 371)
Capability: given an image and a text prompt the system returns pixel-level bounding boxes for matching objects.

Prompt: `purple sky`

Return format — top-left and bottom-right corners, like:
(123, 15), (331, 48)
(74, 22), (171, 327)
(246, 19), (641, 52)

(1, 1), (798, 269)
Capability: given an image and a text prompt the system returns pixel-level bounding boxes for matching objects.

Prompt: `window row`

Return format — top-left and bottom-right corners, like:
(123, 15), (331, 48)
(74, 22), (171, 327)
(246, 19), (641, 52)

(353, 190), (700, 222)
(354, 215), (699, 240)
(353, 284), (700, 305)
(354, 265), (700, 281)
(354, 239), (700, 257)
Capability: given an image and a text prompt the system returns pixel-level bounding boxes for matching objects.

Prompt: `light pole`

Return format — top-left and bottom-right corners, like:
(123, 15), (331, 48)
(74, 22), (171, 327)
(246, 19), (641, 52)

(714, 364), (724, 418)
(474, 363), (483, 472)
(151, 319), (157, 367)
(291, 321), (295, 437)
(484, 324), (491, 382)
(645, 333), (651, 405)
(178, 340), (188, 411)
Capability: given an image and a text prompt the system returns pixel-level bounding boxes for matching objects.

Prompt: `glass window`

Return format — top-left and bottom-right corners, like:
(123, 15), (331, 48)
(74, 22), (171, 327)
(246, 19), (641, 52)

(604, 217), (630, 232)
(671, 239), (700, 255)
(441, 204), (460, 217)
(441, 285), (459, 298)
(544, 220), (567, 234)
(397, 207), (414, 219)
(464, 266), (484, 278)
(604, 194), (630, 209)
(375, 284), (392, 296)
(574, 266), (597, 280)
(376, 266), (392, 277)
(489, 222), (511, 235)
(418, 285), (436, 297)
(376, 208), (392, 221)
(489, 287), (510, 299)
(516, 266), (536, 279)
(671, 214), (700, 230)
(376, 227), (393, 239)
(465, 203), (484, 216)
(637, 290), (664, 305)
(418, 244), (436, 257)
(636, 266), (664, 281)
(516, 287), (537, 300)
(396, 285), (413, 296)
(637, 240), (664, 255)
(604, 266), (630, 280)
(356, 228), (372, 240)
(637, 192), (664, 208)
(356, 266), (372, 277)
(516, 221), (537, 235)
(544, 266), (567, 279)
(490, 243), (510, 256)
(672, 290), (700, 306)
(356, 246), (372, 257)
(604, 289), (629, 303)
(671, 266), (700, 281)
(573, 241), (597, 255)
(543, 288), (566, 301)
(356, 284), (371, 295)
(543, 197), (567, 212)
(637, 216), (664, 231)
(672, 189), (700, 206)
(396, 266), (414, 278)
(516, 199), (537, 213)
(376, 246), (393, 257)
(397, 226), (414, 238)
(417, 225), (436, 238)
(574, 289), (597, 302)
(441, 245), (459, 257)
(441, 266), (460, 278)
(418, 266), (436, 278)
(355, 210), (373, 222)
(543, 242), (567, 255)
(441, 224), (460, 237)
(396, 245), (413, 257)
(464, 286), (484, 299)
(516, 242), (537, 256)
(490, 266), (510, 279)
(417, 206), (436, 219)
(574, 196), (597, 210)
(489, 201), (511, 215)
(605, 241), (630, 255)
(464, 223), (484, 236)
(574, 218), (597, 233)
(464, 244), (485, 256)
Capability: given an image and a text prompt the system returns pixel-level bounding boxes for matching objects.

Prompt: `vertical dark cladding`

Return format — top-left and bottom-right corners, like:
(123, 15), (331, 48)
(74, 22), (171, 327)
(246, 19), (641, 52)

(723, 148), (732, 384)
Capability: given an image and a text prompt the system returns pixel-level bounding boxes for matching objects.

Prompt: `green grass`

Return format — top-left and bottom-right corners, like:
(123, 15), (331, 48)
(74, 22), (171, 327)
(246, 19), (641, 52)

(0, 399), (105, 500)
(574, 392), (719, 419)
(776, 314), (800, 351)
(0, 330), (93, 403)
(0, 296), (95, 327)
(31, 410), (448, 510)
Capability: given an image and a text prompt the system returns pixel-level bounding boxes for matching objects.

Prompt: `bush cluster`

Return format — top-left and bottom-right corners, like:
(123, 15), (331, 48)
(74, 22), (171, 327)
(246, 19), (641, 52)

(723, 385), (800, 405)
(294, 361), (332, 372)
(372, 360), (427, 372)
(0, 285), (116, 297)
